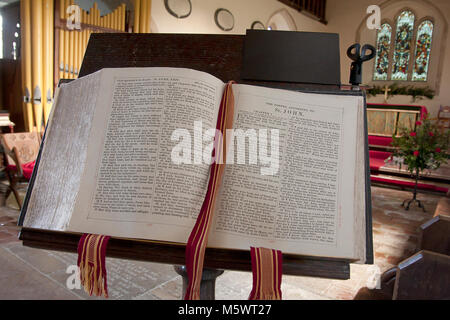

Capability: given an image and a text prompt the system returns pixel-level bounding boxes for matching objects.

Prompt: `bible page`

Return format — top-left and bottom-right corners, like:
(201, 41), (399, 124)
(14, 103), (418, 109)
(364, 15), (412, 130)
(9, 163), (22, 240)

(68, 68), (225, 243)
(208, 84), (362, 259)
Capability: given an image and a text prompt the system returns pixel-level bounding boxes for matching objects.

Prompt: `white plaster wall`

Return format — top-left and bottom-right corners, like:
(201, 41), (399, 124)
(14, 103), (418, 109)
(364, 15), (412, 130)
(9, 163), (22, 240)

(149, 0), (328, 34)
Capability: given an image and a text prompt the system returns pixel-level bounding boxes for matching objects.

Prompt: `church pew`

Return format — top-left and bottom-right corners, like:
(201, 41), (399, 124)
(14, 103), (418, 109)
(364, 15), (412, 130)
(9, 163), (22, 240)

(433, 196), (450, 218)
(393, 250), (450, 300)
(355, 250), (450, 300)
(419, 215), (450, 256)
(355, 211), (450, 300)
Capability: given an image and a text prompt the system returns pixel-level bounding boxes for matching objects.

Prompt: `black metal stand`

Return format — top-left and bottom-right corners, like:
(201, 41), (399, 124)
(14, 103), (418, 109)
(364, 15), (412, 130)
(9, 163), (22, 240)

(402, 170), (426, 212)
(174, 265), (225, 300)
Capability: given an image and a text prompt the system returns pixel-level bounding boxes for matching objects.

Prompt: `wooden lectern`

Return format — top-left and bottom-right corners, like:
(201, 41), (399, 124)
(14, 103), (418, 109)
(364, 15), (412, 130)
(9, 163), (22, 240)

(18, 32), (373, 298)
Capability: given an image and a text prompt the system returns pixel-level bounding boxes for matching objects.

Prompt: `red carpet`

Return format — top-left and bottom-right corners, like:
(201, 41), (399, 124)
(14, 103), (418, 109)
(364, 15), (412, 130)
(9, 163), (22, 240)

(371, 176), (449, 193)
(369, 150), (392, 171)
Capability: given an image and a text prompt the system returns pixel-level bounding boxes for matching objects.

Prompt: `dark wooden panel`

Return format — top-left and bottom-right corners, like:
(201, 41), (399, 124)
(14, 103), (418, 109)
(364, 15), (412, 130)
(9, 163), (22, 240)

(278, 0), (327, 24)
(0, 60), (23, 132)
(241, 30), (341, 85)
(79, 33), (336, 92)
(79, 33), (245, 81)
(20, 228), (351, 279)
(394, 250), (450, 300)
(419, 216), (450, 256)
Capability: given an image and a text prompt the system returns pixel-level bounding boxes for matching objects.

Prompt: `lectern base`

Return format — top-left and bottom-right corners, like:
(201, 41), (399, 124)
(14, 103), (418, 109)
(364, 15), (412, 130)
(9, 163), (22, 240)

(174, 265), (225, 300)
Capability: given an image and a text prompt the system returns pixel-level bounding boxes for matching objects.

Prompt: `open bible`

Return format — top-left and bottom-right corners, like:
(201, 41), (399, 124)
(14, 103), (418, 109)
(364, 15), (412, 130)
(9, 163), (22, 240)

(22, 67), (369, 262)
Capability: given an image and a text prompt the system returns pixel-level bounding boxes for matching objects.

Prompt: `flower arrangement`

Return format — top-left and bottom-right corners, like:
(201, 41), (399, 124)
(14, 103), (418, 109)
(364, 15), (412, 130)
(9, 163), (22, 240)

(391, 117), (449, 174)
(389, 116), (449, 210)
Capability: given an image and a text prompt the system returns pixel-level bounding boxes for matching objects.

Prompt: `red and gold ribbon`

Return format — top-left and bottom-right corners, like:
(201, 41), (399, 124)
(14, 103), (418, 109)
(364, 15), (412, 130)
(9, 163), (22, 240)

(184, 82), (235, 300)
(77, 234), (110, 298)
(248, 247), (283, 300)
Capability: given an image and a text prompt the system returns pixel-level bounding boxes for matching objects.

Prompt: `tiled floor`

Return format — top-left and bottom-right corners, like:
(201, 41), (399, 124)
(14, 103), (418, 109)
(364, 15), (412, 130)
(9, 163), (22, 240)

(0, 184), (442, 300)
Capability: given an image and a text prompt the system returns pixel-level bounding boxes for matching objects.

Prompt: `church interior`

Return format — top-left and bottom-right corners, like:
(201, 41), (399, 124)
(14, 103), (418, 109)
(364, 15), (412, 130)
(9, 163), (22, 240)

(0, 0), (449, 301)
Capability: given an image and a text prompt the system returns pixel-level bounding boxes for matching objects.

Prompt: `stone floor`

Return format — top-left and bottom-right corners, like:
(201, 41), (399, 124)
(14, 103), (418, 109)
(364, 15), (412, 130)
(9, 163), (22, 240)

(0, 184), (443, 300)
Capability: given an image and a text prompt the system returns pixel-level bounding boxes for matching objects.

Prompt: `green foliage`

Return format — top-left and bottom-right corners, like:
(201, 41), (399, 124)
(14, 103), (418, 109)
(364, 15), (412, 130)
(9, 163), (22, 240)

(367, 84), (435, 102)
(391, 116), (450, 175)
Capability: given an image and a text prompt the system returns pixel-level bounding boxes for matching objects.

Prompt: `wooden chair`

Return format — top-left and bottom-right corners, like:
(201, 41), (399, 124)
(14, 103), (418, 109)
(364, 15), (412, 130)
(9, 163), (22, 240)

(1, 132), (41, 208)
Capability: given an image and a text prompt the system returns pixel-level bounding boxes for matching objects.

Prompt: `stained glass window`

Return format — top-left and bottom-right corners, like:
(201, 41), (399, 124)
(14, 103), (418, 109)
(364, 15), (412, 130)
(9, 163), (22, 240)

(412, 20), (433, 81)
(373, 23), (392, 80)
(392, 11), (415, 81)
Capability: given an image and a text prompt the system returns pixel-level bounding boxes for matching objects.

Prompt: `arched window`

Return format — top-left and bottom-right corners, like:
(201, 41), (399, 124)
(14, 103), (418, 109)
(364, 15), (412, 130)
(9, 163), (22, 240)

(412, 20), (434, 82)
(373, 23), (392, 80)
(392, 10), (415, 81)
(372, 10), (435, 83)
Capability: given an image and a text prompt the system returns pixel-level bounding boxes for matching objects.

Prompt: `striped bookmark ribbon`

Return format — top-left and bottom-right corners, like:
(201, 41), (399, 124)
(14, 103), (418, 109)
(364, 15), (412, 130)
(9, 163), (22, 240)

(184, 82), (235, 300)
(77, 234), (110, 298)
(249, 247), (283, 300)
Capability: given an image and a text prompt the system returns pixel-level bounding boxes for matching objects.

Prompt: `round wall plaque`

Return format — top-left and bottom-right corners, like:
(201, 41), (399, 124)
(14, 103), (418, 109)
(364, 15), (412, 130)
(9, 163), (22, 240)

(164, 0), (192, 19)
(214, 8), (234, 31)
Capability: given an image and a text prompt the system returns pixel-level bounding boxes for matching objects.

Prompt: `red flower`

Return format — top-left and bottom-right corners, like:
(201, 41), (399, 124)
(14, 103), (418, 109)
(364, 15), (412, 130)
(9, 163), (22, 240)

(413, 150), (420, 157)
(429, 132), (434, 137)
(436, 148), (441, 153)
(416, 121), (422, 126)
(410, 132), (417, 137)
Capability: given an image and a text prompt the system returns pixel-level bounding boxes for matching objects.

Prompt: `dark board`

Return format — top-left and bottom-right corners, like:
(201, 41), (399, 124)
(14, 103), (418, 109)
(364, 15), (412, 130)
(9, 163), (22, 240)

(241, 30), (341, 85)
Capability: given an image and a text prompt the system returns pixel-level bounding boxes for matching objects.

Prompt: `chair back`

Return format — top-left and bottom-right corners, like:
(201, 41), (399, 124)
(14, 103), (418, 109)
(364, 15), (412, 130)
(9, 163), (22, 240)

(1, 132), (41, 167)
